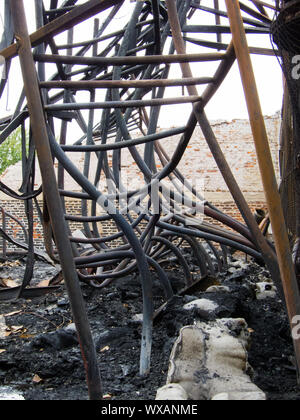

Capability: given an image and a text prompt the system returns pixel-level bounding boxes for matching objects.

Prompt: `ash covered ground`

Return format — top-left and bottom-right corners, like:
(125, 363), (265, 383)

(0, 251), (299, 400)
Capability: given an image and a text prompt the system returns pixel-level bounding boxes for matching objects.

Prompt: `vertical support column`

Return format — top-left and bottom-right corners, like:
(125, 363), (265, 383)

(225, 0), (300, 375)
(10, 0), (102, 399)
(165, 0), (281, 290)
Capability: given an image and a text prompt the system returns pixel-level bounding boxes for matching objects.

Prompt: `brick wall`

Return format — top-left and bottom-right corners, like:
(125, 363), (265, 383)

(0, 114), (281, 252)
(0, 198), (268, 252)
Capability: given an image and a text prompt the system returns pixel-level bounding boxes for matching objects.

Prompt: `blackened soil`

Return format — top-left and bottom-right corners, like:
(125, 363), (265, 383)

(0, 255), (299, 400)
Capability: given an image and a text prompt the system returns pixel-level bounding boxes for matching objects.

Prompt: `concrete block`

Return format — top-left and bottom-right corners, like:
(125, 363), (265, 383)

(182, 298), (218, 314)
(255, 282), (277, 300)
(156, 384), (188, 400)
(160, 318), (266, 401)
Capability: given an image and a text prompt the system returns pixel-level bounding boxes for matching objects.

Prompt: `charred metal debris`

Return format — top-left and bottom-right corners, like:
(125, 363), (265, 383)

(0, 0), (299, 399)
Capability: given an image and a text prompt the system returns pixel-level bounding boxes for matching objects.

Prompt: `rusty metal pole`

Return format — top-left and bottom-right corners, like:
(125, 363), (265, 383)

(165, 0), (281, 290)
(225, 0), (300, 374)
(10, 0), (102, 399)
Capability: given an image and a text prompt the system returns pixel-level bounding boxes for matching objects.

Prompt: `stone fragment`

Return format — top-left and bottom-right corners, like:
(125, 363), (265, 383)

(0, 315), (6, 339)
(131, 313), (143, 323)
(211, 391), (266, 400)
(182, 298), (218, 314)
(205, 285), (230, 293)
(156, 384), (188, 400)
(0, 386), (24, 400)
(255, 282), (277, 300)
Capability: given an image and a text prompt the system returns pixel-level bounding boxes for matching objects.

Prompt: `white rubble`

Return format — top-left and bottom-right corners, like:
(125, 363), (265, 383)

(0, 386), (25, 400)
(211, 391), (265, 400)
(205, 285), (230, 293)
(182, 298), (219, 314)
(255, 282), (277, 300)
(0, 315), (6, 339)
(156, 318), (266, 401)
(156, 384), (188, 400)
(64, 322), (76, 332)
(131, 313), (143, 323)
(230, 260), (249, 270)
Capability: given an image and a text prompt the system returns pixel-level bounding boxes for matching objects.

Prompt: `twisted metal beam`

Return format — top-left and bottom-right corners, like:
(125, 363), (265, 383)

(0, 0), (284, 398)
(9, 0), (103, 400)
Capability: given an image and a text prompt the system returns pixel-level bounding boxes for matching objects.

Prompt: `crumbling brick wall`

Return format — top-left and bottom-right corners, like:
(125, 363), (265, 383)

(0, 114), (281, 252)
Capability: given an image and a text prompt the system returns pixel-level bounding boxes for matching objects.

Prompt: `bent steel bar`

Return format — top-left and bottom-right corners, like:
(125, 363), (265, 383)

(34, 52), (226, 65)
(225, 0), (300, 376)
(165, 0), (281, 292)
(1, 0), (124, 61)
(44, 95), (204, 110)
(0, 0), (290, 399)
(39, 77), (214, 90)
(9, 0), (102, 400)
(48, 126), (154, 377)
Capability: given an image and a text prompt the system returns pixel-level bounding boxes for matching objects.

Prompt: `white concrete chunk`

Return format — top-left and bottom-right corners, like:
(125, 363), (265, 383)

(0, 386), (25, 400)
(158, 318), (266, 401)
(212, 391), (266, 400)
(182, 298), (218, 313)
(131, 313), (143, 323)
(255, 282), (277, 300)
(205, 285), (230, 293)
(156, 384), (188, 400)
(0, 315), (6, 339)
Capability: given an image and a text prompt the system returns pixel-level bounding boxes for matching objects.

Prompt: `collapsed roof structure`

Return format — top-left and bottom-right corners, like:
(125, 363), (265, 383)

(0, 0), (299, 399)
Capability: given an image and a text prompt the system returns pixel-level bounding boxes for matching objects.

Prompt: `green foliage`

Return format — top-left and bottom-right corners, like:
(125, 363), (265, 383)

(0, 127), (26, 175)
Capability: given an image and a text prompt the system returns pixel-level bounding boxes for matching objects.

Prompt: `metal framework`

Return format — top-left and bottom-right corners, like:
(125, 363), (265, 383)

(0, 0), (299, 399)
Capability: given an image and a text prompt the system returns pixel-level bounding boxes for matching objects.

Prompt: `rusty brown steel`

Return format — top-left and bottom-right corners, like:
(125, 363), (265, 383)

(44, 95), (203, 111)
(165, 0), (281, 289)
(10, 0), (103, 400)
(1, 0), (294, 399)
(250, 0), (278, 12)
(225, 0), (300, 376)
(34, 51), (226, 65)
(39, 76), (214, 90)
(1, 0), (124, 61)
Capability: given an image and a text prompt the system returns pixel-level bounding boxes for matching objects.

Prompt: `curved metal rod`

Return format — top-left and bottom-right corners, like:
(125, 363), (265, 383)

(160, 230), (208, 277)
(0, 0), (281, 393)
(49, 126), (153, 376)
(151, 235), (193, 286)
